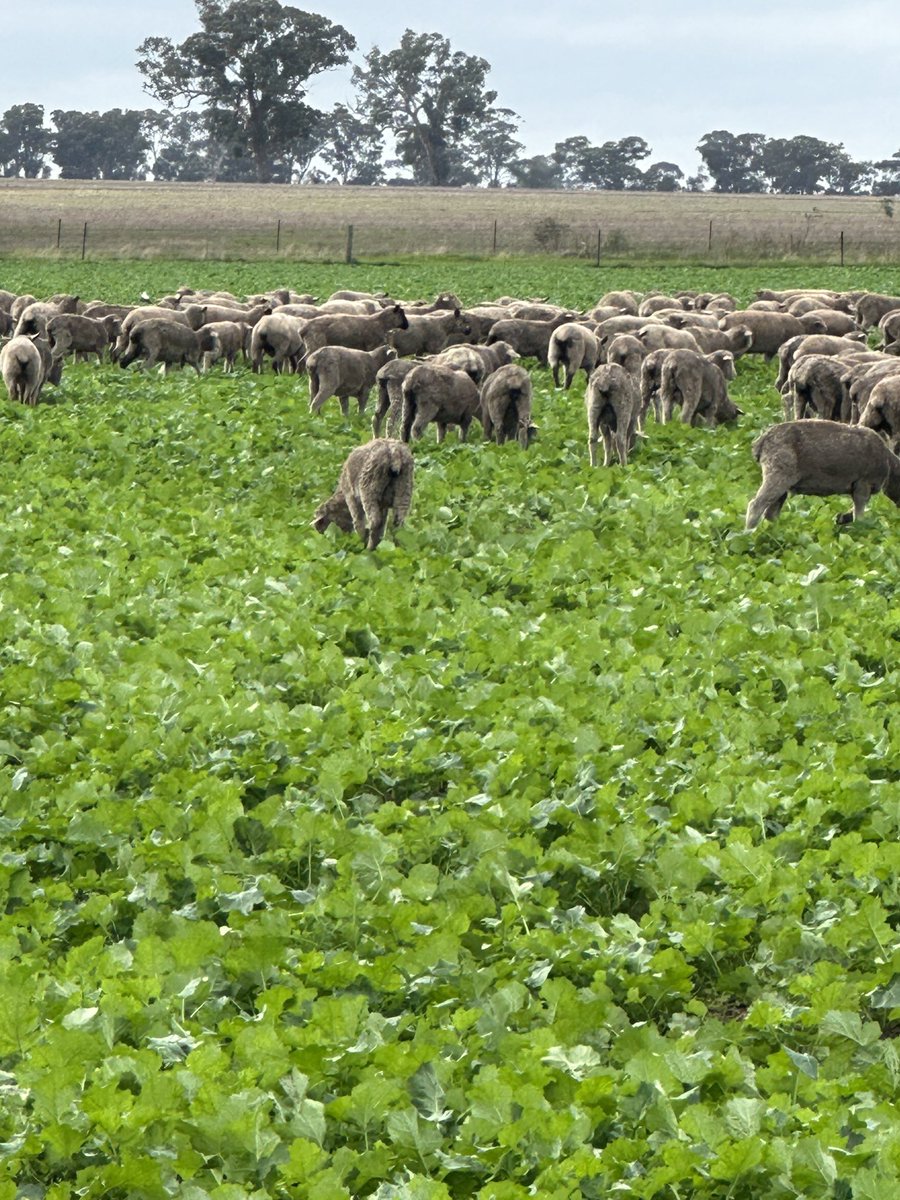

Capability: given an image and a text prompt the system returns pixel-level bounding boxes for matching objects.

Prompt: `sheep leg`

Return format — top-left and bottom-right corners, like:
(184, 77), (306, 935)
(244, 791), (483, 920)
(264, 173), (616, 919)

(339, 396), (350, 417)
(680, 384), (702, 427)
(601, 425), (615, 467)
(838, 481), (874, 524)
(365, 505), (389, 550)
(551, 362), (562, 388)
(345, 493), (368, 542)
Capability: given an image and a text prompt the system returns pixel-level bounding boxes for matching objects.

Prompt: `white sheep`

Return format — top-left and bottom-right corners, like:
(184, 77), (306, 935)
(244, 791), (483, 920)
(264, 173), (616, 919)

(307, 343), (397, 416)
(585, 363), (640, 467)
(312, 439), (414, 549)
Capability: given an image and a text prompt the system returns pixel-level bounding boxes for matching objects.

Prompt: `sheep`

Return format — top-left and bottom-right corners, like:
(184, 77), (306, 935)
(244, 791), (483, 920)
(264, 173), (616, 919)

(585, 363), (640, 467)
(387, 309), (473, 358)
(718, 310), (825, 360)
(372, 358), (421, 437)
(480, 364), (535, 448)
(249, 313), (306, 374)
(659, 349), (739, 427)
(689, 324), (754, 358)
(548, 322), (601, 389)
(312, 439), (414, 550)
(118, 318), (203, 374)
(638, 294), (685, 317)
(594, 290), (640, 316)
(299, 304), (409, 356)
(197, 321), (246, 371)
(13, 301), (63, 338)
(486, 312), (578, 365)
(113, 305), (192, 360)
(793, 308), (860, 337)
(774, 332), (867, 392)
(400, 362), (482, 443)
(746, 421), (900, 527)
(846, 359), (900, 423)
(855, 292), (900, 331)
(46, 313), (117, 364)
(878, 309), (900, 348)
(638, 348), (672, 426)
(432, 345), (487, 386)
(307, 343), (397, 416)
(183, 301), (271, 330)
(785, 354), (852, 422)
(605, 334), (647, 388)
(857, 376), (900, 450)
(1, 335), (48, 405)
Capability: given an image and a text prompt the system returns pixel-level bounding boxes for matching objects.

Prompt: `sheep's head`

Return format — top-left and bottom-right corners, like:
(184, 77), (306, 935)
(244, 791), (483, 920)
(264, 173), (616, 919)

(312, 492), (354, 534)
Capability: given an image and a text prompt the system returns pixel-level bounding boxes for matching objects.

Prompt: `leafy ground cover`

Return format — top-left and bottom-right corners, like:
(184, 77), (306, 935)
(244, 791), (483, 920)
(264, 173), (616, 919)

(0, 261), (899, 1199)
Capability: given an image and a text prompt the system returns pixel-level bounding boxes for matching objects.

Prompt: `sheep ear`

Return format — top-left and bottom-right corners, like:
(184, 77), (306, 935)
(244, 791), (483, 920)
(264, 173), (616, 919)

(734, 406), (744, 415)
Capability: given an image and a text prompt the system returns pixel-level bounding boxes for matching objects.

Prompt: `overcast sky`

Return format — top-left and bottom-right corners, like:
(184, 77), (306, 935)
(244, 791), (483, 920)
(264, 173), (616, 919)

(3, 0), (898, 178)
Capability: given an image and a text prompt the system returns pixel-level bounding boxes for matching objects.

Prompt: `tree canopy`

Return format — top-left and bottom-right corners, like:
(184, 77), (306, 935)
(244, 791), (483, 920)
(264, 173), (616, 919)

(135, 0), (355, 182)
(352, 30), (517, 187)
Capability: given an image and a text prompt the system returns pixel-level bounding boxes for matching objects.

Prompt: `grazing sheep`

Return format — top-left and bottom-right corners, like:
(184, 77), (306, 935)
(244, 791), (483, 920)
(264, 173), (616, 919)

(855, 292), (900, 331)
(639, 348), (672, 426)
(307, 343), (396, 416)
(635, 324), (702, 354)
(118, 319), (202, 374)
(858, 376), (900, 450)
(372, 358), (421, 437)
(486, 312), (578, 365)
(548, 322), (601, 389)
(774, 332), (867, 392)
(719, 310), (823, 360)
(689, 324), (754, 358)
(746, 421), (900, 527)
(401, 362), (482, 443)
(312, 439), (414, 550)
(606, 333), (647, 384)
(585, 363), (640, 467)
(0, 335), (48, 404)
(480, 364), (535, 448)
(299, 304), (409, 355)
(785, 354), (852, 422)
(250, 312), (306, 374)
(388, 309), (472, 357)
(197, 321), (245, 371)
(46, 313), (117, 363)
(846, 358), (900, 423)
(183, 301), (271, 330)
(432, 345), (487, 385)
(13, 301), (63, 338)
(594, 290), (640, 316)
(659, 349), (739, 427)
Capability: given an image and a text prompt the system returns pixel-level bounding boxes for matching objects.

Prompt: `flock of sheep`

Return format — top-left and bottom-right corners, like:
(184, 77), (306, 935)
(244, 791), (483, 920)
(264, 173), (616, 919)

(2, 280), (900, 542)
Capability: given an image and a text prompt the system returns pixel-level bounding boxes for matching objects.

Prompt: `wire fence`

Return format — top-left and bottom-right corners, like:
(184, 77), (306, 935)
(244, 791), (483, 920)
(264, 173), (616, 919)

(2, 188), (899, 263)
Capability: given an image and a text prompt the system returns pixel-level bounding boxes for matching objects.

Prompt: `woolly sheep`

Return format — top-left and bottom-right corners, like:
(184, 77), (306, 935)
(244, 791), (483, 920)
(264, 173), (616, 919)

(659, 349), (739, 427)
(784, 354), (852, 422)
(480, 364), (535, 448)
(307, 343), (397, 416)
(401, 362), (482, 443)
(118, 318), (202, 374)
(312, 439), (414, 550)
(855, 293), (900, 331)
(774, 332), (867, 392)
(746, 421), (900, 527)
(249, 313), (306, 374)
(486, 312), (578, 365)
(197, 321), (245, 371)
(183, 301), (271, 330)
(299, 304), (409, 355)
(585, 363), (640, 467)
(1, 335), (48, 405)
(372, 358), (421, 438)
(46, 313), (117, 363)
(548, 322), (601, 389)
(857, 376), (900, 451)
(639, 348), (672, 426)
(388, 309), (472, 358)
(719, 310), (825, 360)
(846, 359), (900, 424)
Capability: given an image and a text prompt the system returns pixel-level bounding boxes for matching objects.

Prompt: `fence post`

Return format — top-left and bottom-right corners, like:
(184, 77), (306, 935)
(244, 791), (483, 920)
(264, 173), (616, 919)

(81, 222), (87, 261)
(276, 219), (281, 254)
(708, 219), (713, 252)
(596, 227), (602, 267)
(56, 218), (62, 250)
(492, 219), (498, 255)
(345, 224), (354, 264)
(840, 230), (844, 266)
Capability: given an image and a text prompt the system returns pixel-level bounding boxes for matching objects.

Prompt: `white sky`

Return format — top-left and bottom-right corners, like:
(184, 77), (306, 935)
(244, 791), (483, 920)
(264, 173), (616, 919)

(2, 0), (898, 178)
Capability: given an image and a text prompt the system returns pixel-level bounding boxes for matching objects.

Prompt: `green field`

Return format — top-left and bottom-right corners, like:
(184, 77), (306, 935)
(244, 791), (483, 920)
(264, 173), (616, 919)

(1, 260), (899, 1199)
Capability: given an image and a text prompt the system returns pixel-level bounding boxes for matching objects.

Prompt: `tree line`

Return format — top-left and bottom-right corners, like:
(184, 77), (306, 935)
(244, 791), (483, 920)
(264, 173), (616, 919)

(3, 0), (900, 195)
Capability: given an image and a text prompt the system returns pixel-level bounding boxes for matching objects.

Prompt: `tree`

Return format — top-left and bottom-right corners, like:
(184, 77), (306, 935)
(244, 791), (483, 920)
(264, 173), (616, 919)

(873, 152), (900, 196)
(50, 109), (162, 180)
(552, 135), (651, 189)
(136, 0), (355, 183)
(318, 104), (385, 185)
(468, 109), (523, 188)
(641, 161), (684, 192)
(352, 29), (519, 187)
(760, 135), (856, 194)
(697, 130), (766, 192)
(507, 155), (565, 190)
(0, 104), (51, 178)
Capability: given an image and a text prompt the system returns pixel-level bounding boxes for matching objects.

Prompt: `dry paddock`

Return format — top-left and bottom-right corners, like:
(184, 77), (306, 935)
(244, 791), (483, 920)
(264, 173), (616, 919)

(1, 178), (899, 263)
